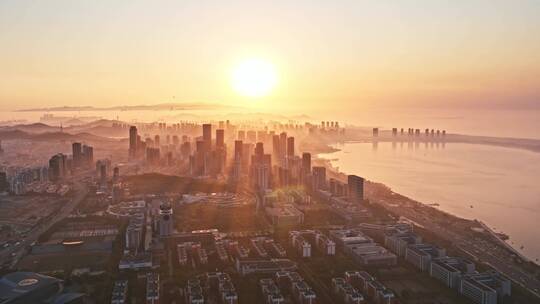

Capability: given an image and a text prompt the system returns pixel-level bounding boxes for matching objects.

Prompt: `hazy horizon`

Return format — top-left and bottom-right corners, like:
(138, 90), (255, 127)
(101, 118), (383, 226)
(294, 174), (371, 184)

(1, 0), (540, 114)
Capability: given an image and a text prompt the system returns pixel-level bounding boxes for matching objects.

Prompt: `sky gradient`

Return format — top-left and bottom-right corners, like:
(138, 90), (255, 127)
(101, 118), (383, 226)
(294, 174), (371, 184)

(1, 0), (539, 113)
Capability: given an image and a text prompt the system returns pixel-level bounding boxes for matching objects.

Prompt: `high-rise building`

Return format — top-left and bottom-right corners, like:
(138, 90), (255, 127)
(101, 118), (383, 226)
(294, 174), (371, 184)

(234, 140), (243, 161)
(272, 135), (280, 160)
(348, 175), (364, 203)
(286, 137), (295, 157)
(255, 142), (264, 156)
(158, 202), (174, 237)
(251, 143), (271, 191)
(233, 140), (243, 179)
(257, 130), (267, 143)
(154, 135), (160, 147)
(180, 142), (191, 159)
(372, 128), (379, 137)
(82, 145), (94, 167)
(278, 132), (287, 164)
(238, 130), (246, 141)
(113, 167), (120, 183)
(312, 166), (326, 190)
(203, 123), (212, 150)
(216, 129), (225, 147)
(129, 126), (138, 158)
(48, 153), (67, 181)
(99, 163), (107, 185)
(72, 142), (82, 168)
(247, 130), (257, 143)
(302, 152), (311, 176)
(279, 132), (287, 152)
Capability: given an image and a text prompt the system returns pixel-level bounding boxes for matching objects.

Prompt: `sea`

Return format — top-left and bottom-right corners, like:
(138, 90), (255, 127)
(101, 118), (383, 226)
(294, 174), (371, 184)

(319, 141), (540, 263)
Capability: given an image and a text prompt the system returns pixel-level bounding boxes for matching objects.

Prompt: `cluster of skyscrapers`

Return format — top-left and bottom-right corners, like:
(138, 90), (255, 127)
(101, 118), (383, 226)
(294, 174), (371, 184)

(47, 142), (94, 181)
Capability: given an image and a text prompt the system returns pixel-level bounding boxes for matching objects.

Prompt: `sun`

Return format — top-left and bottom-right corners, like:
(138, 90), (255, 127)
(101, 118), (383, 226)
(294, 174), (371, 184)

(231, 58), (278, 98)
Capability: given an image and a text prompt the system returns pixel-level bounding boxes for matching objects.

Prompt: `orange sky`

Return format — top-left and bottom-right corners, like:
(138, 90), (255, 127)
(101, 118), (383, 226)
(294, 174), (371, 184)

(1, 1), (539, 113)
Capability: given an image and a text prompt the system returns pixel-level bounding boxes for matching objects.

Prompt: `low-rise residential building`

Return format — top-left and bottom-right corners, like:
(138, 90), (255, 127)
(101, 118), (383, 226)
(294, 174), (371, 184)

(459, 271), (511, 304)
(405, 243), (446, 271)
(343, 271), (395, 304)
(274, 271), (317, 304)
(430, 257), (476, 289)
(289, 231), (312, 258)
(384, 232), (422, 257)
(315, 232), (336, 256)
(332, 277), (365, 304)
(185, 279), (204, 304)
(260, 278), (285, 304)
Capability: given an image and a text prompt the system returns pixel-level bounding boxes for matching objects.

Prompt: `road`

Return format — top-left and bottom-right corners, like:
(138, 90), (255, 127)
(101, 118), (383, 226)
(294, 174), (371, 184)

(0, 181), (89, 269)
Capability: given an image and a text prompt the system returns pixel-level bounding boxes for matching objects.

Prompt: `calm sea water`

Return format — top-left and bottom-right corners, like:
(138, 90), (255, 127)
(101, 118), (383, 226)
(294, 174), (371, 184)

(319, 142), (540, 262)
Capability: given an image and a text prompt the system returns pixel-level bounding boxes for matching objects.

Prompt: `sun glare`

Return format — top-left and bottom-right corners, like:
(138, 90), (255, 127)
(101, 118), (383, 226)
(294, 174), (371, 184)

(231, 58), (278, 98)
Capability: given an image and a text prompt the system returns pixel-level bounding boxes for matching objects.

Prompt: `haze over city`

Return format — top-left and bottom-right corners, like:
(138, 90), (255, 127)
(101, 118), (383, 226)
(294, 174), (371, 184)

(0, 1), (539, 304)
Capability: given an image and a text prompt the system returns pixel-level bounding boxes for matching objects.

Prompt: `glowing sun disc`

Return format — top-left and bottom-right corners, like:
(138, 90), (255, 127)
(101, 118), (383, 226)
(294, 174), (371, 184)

(231, 59), (277, 97)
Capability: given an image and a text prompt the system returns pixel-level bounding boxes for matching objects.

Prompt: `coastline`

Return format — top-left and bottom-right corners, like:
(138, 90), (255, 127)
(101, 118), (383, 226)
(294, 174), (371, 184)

(310, 143), (538, 267)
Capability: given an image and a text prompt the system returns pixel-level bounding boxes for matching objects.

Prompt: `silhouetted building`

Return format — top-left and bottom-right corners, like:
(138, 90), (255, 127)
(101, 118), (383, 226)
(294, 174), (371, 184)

(82, 145), (93, 167)
(129, 126), (138, 159)
(203, 124), (212, 150)
(98, 164), (106, 185)
(302, 152), (311, 177)
(146, 148), (161, 165)
(238, 130), (245, 141)
(247, 130), (257, 143)
(287, 137), (295, 157)
(272, 135), (280, 162)
(312, 166), (326, 190)
(216, 129), (225, 147)
(251, 143), (271, 191)
(48, 154), (67, 181)
(72, 142), (82, 168)
(348, 175), (364, 203)
(113, 167), (120, 183)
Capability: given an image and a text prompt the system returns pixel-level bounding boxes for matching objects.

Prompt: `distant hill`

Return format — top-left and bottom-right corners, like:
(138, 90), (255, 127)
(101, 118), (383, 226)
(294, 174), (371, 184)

(0, 122), (60, 134)
(0, 130), (117, 142)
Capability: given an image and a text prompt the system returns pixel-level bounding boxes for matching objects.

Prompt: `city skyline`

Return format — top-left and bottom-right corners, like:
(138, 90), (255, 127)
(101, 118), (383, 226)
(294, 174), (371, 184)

(1, 2), (540, 303)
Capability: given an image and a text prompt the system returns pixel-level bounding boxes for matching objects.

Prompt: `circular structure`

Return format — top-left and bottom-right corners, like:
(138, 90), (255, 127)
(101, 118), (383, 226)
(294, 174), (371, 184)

(18, 278), (39, 286)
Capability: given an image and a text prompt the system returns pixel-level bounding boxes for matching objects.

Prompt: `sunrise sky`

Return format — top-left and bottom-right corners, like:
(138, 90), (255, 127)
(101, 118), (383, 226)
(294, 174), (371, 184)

(1, 0), (539, 113)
